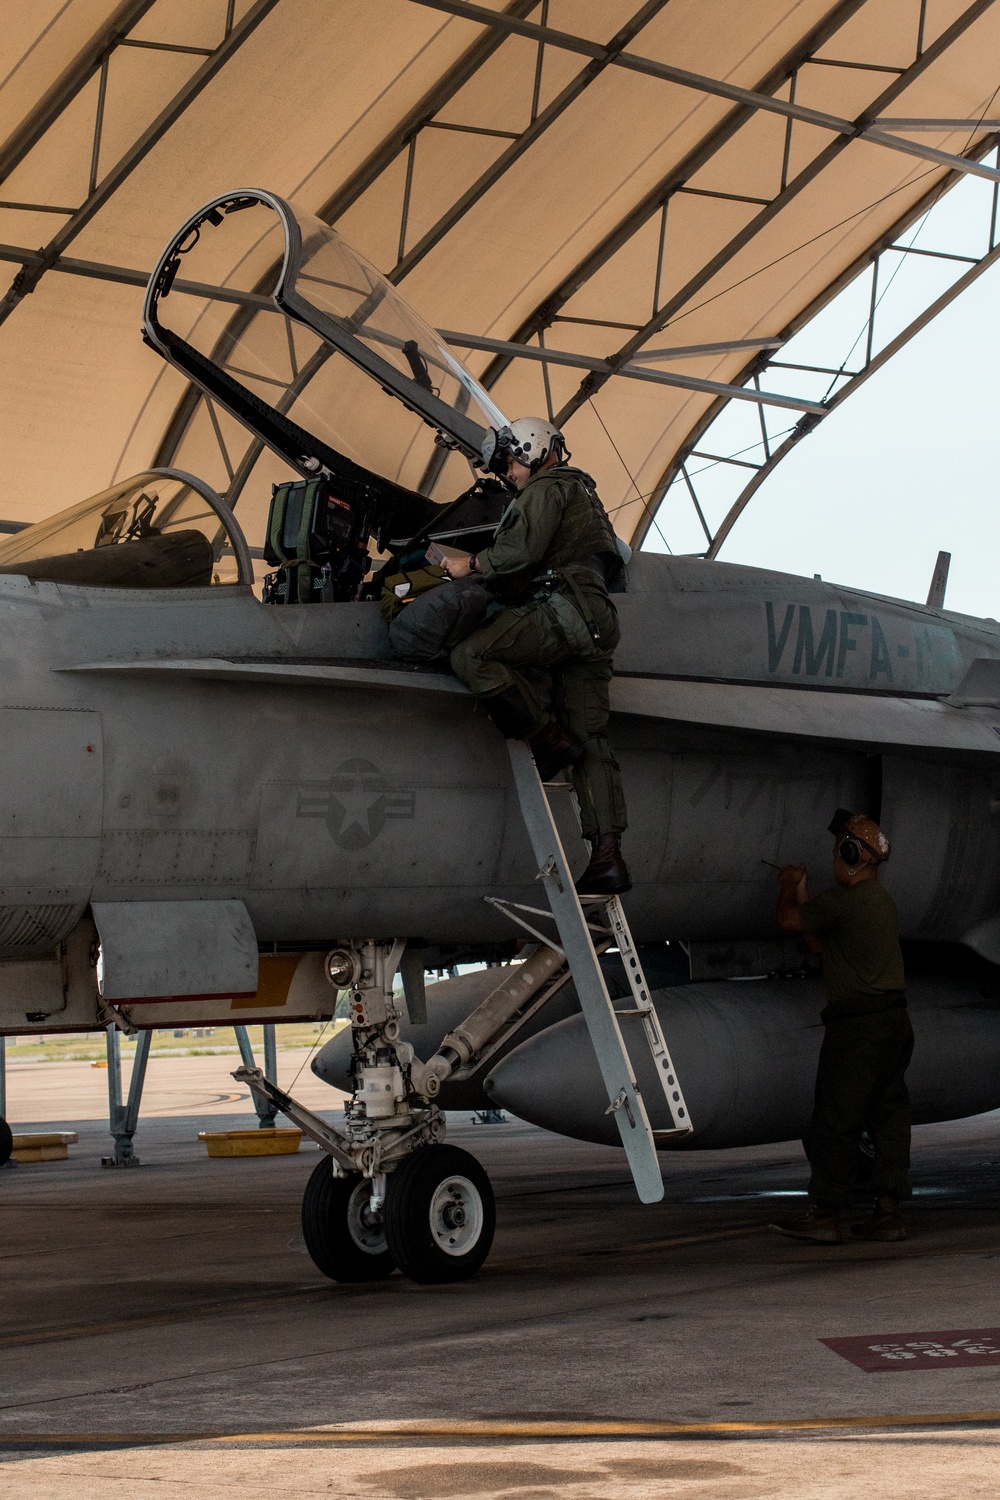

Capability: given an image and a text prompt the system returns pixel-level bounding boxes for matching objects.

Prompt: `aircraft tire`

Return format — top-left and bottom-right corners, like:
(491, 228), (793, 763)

(0, 1116), (11, 1168)
(301, 1160), (395, 1282)
(384, 1144), (495, 1284)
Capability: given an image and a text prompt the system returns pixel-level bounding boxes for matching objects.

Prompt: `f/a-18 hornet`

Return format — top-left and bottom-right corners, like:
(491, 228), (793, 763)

(1, 190), (999, 1283)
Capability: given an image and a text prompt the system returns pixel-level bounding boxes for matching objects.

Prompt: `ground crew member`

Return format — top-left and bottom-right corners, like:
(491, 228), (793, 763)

(442, 417), (630, 895)
(769, 809), (912, 1244)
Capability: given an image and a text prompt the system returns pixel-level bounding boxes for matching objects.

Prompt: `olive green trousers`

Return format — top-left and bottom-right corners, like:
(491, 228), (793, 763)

(450, 598), (628, 838)
(805, 1006), (914, 1210)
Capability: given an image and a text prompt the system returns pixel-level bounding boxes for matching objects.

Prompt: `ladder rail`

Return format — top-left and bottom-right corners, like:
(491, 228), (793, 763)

(601, 895), (692, 1133)
(507, 742), (678, 1204)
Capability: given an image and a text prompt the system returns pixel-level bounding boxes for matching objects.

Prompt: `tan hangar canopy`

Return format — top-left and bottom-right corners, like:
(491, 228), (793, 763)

(0, 0), (998, 561)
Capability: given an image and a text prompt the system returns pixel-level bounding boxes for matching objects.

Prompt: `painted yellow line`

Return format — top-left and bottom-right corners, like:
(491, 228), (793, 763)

(6, 1411), (1000, 1446)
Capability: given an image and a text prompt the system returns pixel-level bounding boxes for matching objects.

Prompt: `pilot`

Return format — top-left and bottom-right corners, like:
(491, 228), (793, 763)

(770, 810), (912, 1245)
(442, 417), (630, 896)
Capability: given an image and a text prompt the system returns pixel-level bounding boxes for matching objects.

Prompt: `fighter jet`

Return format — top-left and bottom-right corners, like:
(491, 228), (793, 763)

(1, 189), (1000, 1284)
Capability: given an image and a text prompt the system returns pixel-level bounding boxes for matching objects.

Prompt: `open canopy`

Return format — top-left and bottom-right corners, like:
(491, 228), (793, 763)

(144, 189), (508, 480)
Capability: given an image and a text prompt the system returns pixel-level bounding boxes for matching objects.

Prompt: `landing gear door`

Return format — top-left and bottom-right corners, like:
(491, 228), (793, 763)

(92, 899), (258, 1004)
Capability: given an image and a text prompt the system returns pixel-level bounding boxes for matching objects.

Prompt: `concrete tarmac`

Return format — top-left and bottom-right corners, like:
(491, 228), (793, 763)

(3, 1053), (1000, 1496)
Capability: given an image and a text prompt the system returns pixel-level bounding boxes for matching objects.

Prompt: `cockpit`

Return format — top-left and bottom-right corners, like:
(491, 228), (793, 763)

(0, 192), (511, 601)
(141, 189), (511, 604)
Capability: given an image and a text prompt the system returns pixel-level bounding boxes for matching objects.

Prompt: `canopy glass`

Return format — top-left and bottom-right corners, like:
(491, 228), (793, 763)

(0, 471), (251, 589)
(143, 191), (507, 509)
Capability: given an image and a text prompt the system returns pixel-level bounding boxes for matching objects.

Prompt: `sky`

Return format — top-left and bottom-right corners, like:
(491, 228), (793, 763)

(643, 165), (1000, 622)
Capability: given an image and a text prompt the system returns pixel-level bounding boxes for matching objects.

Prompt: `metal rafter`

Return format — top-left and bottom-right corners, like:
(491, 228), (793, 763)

(151, 0), (673, 500)
(437, 329), (821, 412)
(0, 0), (283, 328)
(317, 0), (542, 227)
(17, 0), (989, 556)
(661, 139), (1000, 560)
(406, 0), (1000, 182)
(549, 0), (999, 431)
(155, 0), (548, 489)
(469, 0), (869, 406)
(0, 0), (158, 186)
(405, 0), (885, 133)
(630, 128), (1000, 557)
(388, 0), (671, 285)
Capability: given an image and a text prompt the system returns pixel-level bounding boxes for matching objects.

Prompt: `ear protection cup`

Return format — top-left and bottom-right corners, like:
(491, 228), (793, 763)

(838, 837), (862, 867)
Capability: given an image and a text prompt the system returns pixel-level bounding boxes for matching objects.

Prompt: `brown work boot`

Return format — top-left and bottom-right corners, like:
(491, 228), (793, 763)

(769, 1207), (843, 1244)
(575, 833), (632, 896)
(528, 719), (585, 782)
(851, 1197), (906, 1242)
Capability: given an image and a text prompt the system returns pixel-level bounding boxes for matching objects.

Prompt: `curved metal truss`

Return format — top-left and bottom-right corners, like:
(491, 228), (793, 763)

(647, 134), (1000, 559)
(0, 0), (281, 326)
(1, 0), (998, 560)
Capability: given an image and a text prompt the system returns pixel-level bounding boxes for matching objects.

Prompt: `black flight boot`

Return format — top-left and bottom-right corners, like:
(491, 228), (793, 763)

(528, 719), (585, 782)
(575, 833), (632, 896)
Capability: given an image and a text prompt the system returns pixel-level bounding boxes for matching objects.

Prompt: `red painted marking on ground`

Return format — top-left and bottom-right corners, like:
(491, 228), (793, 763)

(823, 1329), (1000, 1372)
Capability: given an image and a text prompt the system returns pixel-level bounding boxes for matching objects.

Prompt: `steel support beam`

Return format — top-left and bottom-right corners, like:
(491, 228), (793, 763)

(441, 329), (783, 363)
(863, 126), (1000, 181)
(636, 127), (1000, 557)
(319, 0), (542, 226)
(408, 0), (1000, 185)
(551, 0), (998, 431)
(234, 1024), (279, 1128)
(0, 0), (283, 328)
(440, 329), (821, 410)
(389, 0), (671, 284)
(703, 229), (1000, 560)
(102, 1024), (152, 1168)
(0, 0), (159, 186)
(407, 0), (854, 131)
(467, 0), (868, 409)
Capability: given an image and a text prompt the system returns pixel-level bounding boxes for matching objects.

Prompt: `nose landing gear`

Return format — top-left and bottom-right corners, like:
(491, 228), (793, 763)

(235, 937), (546, 1286)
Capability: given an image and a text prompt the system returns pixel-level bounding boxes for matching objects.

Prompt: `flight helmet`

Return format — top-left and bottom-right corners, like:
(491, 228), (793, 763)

(481, 416), (567, 477)
(828, 808), (890, 868)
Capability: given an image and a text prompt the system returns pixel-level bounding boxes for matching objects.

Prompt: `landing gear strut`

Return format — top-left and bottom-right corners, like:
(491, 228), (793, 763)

(234, 939), (569, 1284)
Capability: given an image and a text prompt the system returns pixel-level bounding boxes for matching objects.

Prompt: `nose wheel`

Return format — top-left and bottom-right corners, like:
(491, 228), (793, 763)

(384, 1145), (495, 1283)
(301, 1159), (396, 1282)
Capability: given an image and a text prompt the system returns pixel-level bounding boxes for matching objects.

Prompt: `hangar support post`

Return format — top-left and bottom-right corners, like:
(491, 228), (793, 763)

(234, 1023), (279, 1128)
(102, 1024), (152, 1169)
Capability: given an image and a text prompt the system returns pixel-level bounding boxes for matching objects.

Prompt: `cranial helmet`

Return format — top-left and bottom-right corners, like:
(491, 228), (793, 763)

(481, 416), (566, 477)
(828, 808), (891, 868)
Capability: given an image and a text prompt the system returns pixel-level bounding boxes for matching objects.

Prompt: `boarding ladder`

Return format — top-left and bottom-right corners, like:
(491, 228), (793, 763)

(489, 742), (693, 1205)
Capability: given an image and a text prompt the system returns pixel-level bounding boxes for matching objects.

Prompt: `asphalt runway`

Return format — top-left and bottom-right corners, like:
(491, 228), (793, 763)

(3, 1056), (1000, 1497)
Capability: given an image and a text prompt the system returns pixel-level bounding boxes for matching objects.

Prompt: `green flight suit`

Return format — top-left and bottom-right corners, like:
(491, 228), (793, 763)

(449, 465), (627, 838)
(799, 880), (913, 1210)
